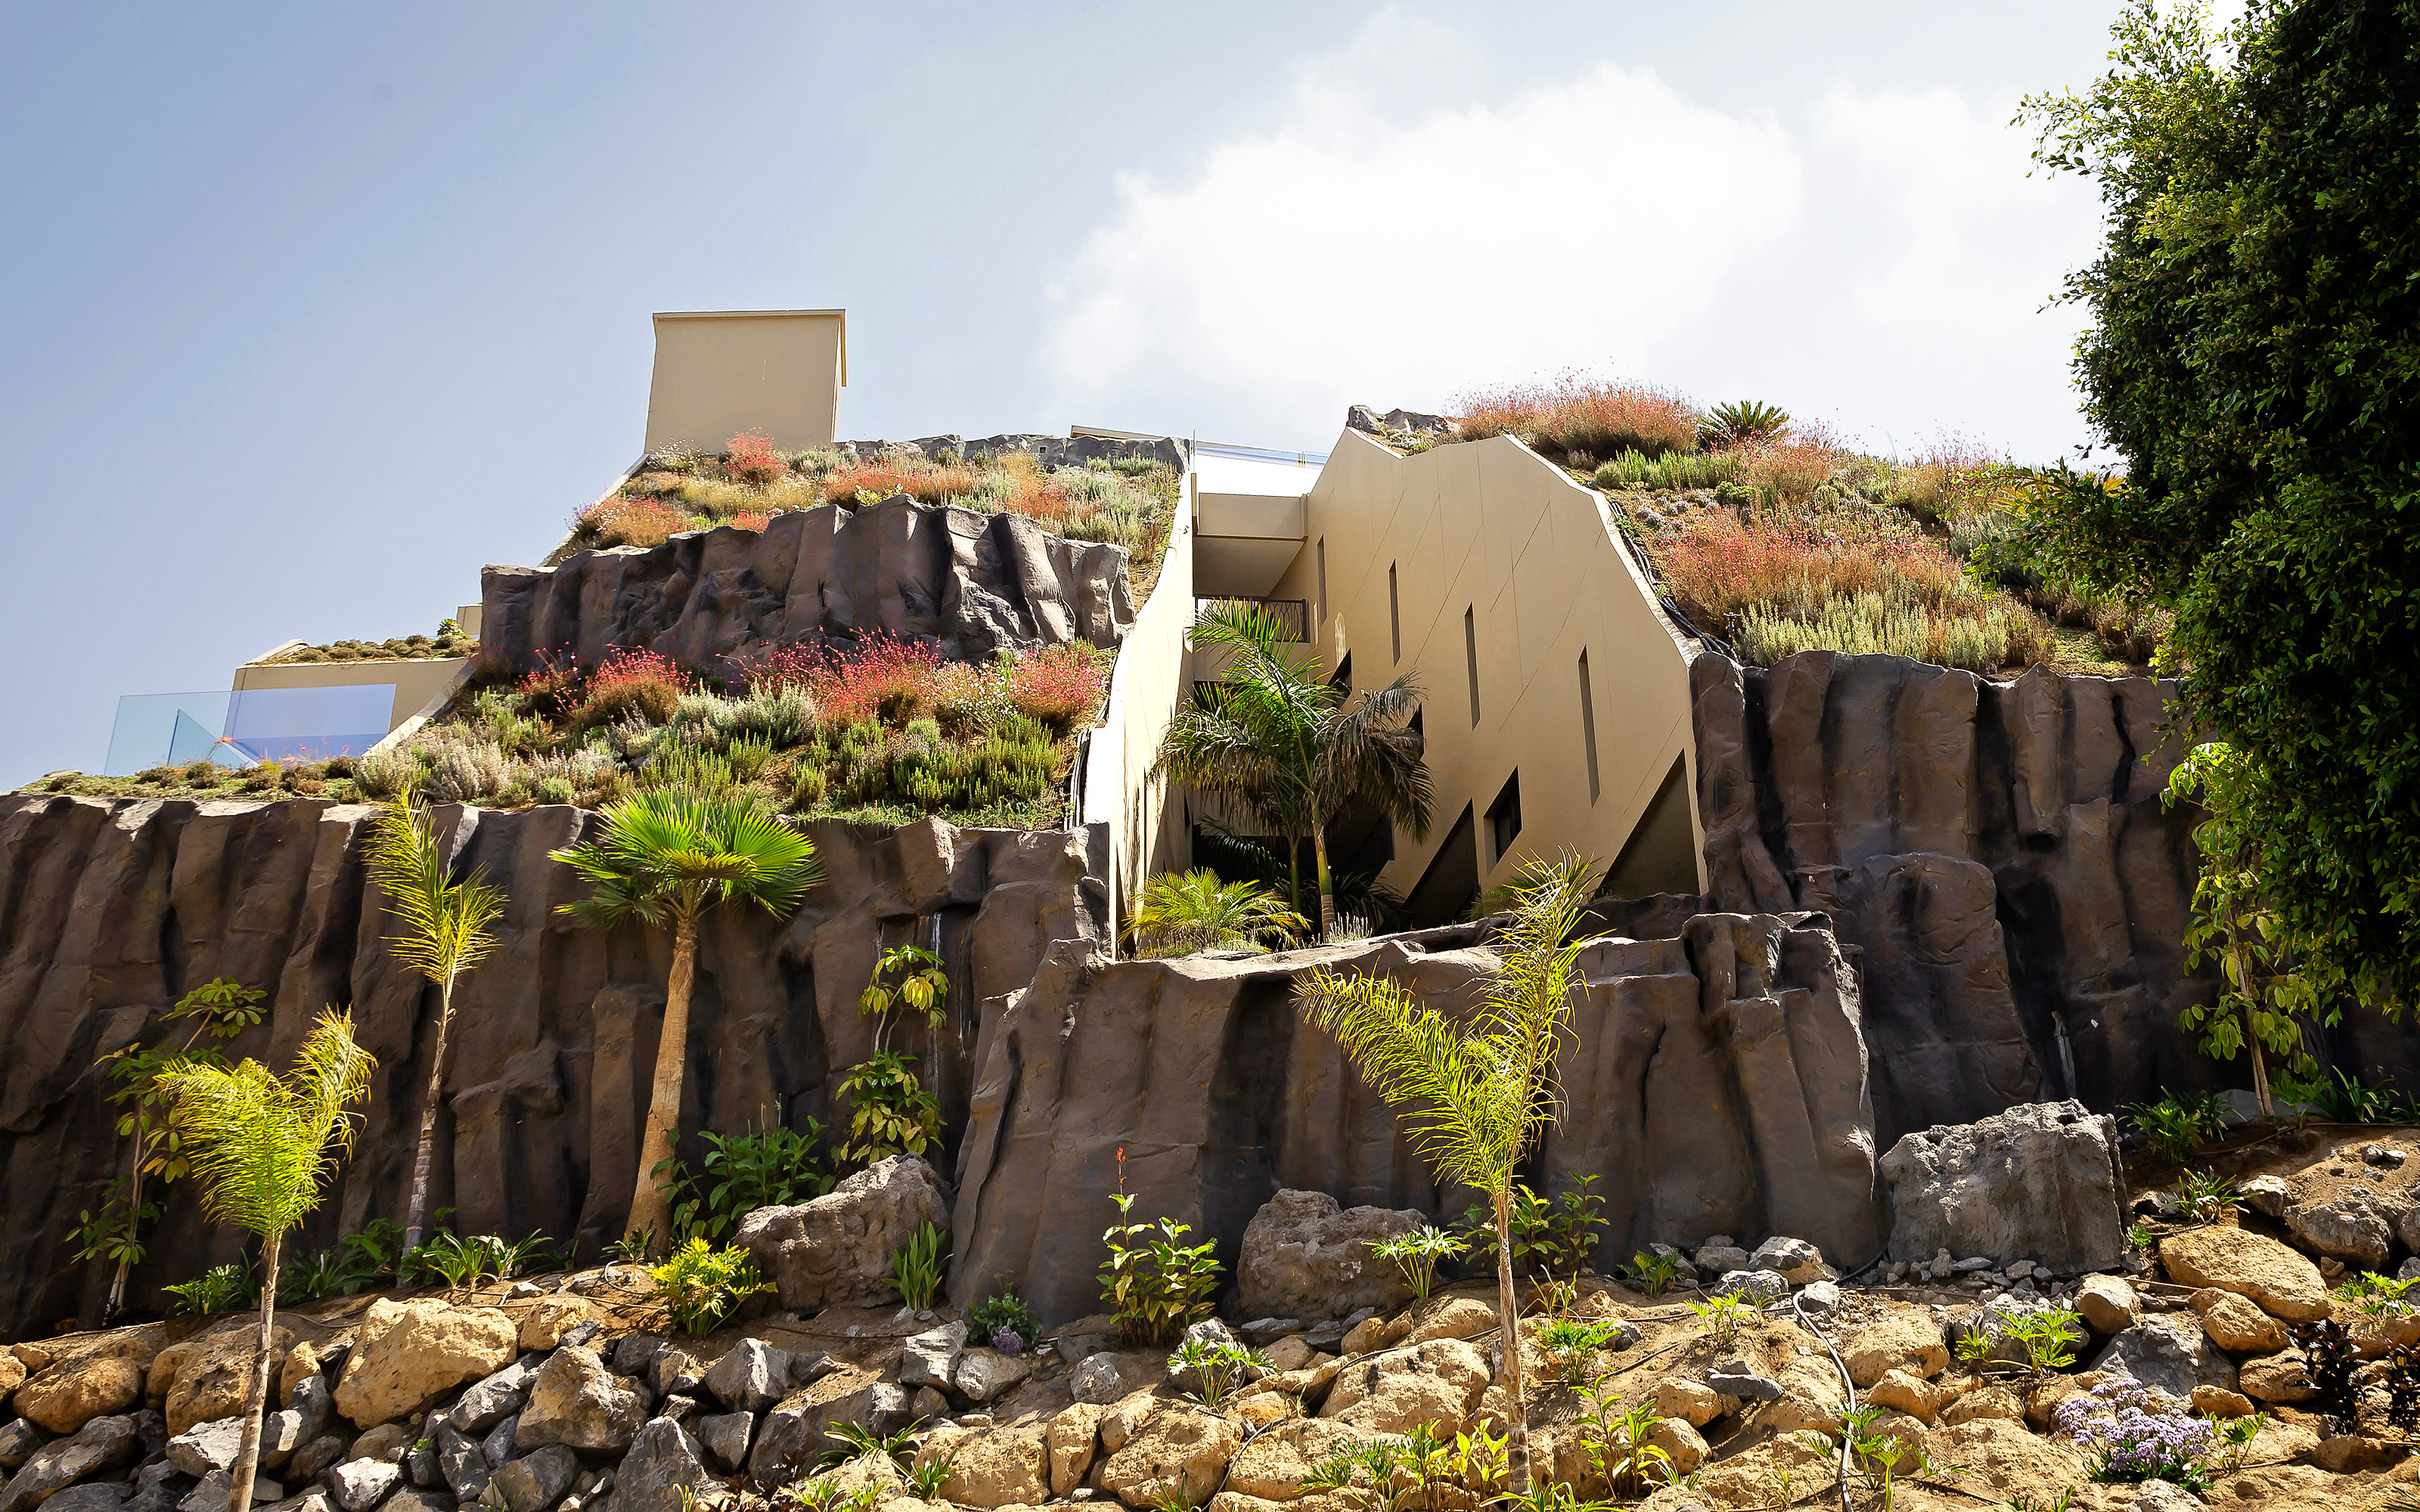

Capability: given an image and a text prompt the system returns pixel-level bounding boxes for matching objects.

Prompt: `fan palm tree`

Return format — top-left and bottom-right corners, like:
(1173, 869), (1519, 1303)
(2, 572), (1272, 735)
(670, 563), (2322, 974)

(1125, 868), (1310, 957)
(1156, 601), (1432, 941)
(551, 787), (824, 1251)
(154, 1011), (376, 1512)
(1292, 854), (1602, 1498)
(365, 783), (507, 1250)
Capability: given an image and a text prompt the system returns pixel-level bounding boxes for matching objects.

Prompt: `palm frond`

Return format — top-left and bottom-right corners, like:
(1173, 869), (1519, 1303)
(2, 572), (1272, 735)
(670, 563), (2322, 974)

(154, 1010), (376, 1240)
(552, 787), (824, 931)
(368, 789), (507, 985)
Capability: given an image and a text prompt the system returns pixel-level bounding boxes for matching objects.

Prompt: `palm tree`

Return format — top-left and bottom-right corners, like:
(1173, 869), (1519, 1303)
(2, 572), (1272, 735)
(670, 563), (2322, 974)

(365, 784), (507, 1250)
(1156, 601), (1432, 941)
(1292, 854), (1602, 1498)
(154, 1011), (376, 1512)
(551, 787), (824, 1251)
(1125, 869), (1310, 957)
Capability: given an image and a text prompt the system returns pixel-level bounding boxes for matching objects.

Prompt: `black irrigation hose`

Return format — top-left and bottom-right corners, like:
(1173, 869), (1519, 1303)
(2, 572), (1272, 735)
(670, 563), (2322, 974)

(1789, 1288), (1856, 1512)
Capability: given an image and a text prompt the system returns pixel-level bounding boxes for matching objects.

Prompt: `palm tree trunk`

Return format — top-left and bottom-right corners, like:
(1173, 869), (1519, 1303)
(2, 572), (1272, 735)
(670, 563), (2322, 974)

(105, 1123), (146, 1323)
(1494, 1186), (1529, 1496)
(1285, 830), (1304, 922)
(627, 916), (697, 1254)
(1312, 826), (1337, 942)
(229, 1229), (283, 1512)
(402, 974), (457, 1250)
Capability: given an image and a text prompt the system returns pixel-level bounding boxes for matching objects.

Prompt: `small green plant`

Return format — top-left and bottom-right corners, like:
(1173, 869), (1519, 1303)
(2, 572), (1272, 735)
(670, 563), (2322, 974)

(892, 1221), (947, 1310)
(906, 1452), (955, 1500)
(1519, 1176), (1606, 1281)
(1098, 1151), (1221, 1345)
(2269, 1067), (2323, 1127)
(834, 1052), (942, 1168)
(2315, 1067), (2403, 1124)
(2123, 1089), (2227, 1163)
(606, 1228), (655, 1265)
(164, 1262), (251, 1315)
(1578, 1390), (1671, 1498)
(1700, 399), (1791, 449)
(650, 1236), (773, 1335)
(777, 1478), (880, 1512)
(2335, 1271), (2420, 1315)
(1621, 1248), (1682, 1297)
(970, 1286), (1039, 1350)
(1367, 1225), (1468, 1300)
(1687, 1291), (1751, 1343)
(1167, 1337), (1272, 1409)
(2006, 1491), (2077, 1512)
(1815, 1402), (1968, 1502)
(2010, 1309), (2085, 1374)
(405, 1231), (551, 1288)
(1533, 1318), (1626, 1386)
(656, 1117), (834, 1243)
(1953, 1328), (1994, 1366)
(1300, 1441), (1412, 1512)
(819, 1420), (924, 1473)
(1448, 1424), (1509, 1500)
(2176, 1168), (2238, 1222)
(2125, 1221), (2154, 1251)
(1125, 869), (1309, 956)
(861, 945), (948, 1048)
(2213, 1411), (2266, 1471)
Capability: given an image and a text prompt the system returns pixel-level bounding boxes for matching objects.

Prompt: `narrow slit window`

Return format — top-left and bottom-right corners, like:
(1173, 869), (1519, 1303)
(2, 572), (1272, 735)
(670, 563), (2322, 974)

(1388, 564), (1401, 664)
(1487, 771), (1522, 863)
(1578, 649), (1601, 804)
(1317, 539), (1329, 625)
(1463, 607), (1480, 727)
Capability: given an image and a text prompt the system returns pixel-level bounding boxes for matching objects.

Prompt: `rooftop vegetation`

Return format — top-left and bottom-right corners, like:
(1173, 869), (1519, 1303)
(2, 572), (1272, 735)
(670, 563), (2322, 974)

(1430, 375), (2167, 677)
(572, 431), (1181, 593)
(253, 621), (478, 664)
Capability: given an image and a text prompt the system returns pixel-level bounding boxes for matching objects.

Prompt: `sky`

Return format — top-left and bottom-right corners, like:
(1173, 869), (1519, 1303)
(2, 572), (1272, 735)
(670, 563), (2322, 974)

(0, 1), (2125, 782)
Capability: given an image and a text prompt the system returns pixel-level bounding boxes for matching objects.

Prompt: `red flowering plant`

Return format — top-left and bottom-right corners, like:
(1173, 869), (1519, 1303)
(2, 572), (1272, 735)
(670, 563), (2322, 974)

(579, 646), (694, 727)
(725, 429), (787, 486)
(1009, 642), (1109, 726)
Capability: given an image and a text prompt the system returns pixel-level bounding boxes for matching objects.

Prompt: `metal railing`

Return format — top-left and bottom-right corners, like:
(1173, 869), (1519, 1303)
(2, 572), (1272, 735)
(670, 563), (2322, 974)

(1195, 596), (1308, 641)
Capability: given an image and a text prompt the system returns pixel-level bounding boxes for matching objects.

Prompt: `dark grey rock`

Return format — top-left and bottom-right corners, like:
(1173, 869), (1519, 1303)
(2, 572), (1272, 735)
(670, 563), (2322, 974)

(1717, 1270), (1790, 1304)
(1069, 1355), (1127, 1406)
(737, 1157), (951, 1314)
(700, 1342), (790, 1416)
(120, 1461), (186, 1512)
(166, 1421), (244, 1479)
(432, 1424), (489, 1504)
(607, 1421), (708, 1512)
(256, 1492), (330, 1512)
(693, 1414), (752, 1475)
(492, 1445), (578, 1512)
(2, 1414), (141, 1512)
(175, 1470), (281, 1512)
(2285, 1191), (2394, 1269)
(329, 1459), (404, 1512)
(479, 1417), (517, 1470)
(607, 1339), (662, 1381)
(129, 1413), (167, 1470)
(785, 1355), (834, 1391)
(446, 1365), (531, 1436)
(1881, 1101), (2127, 1276)
(1705, 1362), (1783, 1402)
(39, 1486), (130, 1512)
(2090, 1315), (2238, 1399)
(895, 1325), (963, 1393)
(641, 1352), (700, 1402)
(0, 1418), (47, 1470)
(1051, 1336), (1110, 1367)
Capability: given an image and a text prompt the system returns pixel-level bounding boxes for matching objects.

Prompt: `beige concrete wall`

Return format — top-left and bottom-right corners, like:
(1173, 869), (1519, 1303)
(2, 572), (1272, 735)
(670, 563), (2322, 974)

(231, 657), (468, 733)
(645, 309), (846, 453)
(1268, 429), (1705, 906)
(1082, 469), (1199, 946)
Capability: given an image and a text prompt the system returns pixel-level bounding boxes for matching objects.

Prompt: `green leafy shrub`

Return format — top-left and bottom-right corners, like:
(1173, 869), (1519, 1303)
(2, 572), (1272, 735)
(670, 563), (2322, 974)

(892, 1221), (947, 1309)
(650, 1237), (772, 1335)
(1367, 1226), (1467, 1300)
(2124, 1090), (2226, 1164)
(1532, 1318), (1627, 1385)
(165, 1263), (251, 1315)
(836, 1052), (942, 1168)
(971, 1288), (1040, 1350)
(1100, 1164), (1221, 1345)
(1621, 1248), (1681, 1297)
(1166, 1337), (1271, 1408)
(657, 1120), (834, 1244)
(2176, 1170), (2238, 1222)
(1125, 869), (1308, 958)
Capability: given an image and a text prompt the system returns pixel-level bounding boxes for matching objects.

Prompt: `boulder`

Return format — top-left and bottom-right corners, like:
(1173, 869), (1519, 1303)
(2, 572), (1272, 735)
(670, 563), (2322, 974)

(610, 1420), (711, 1512)
(2192, 1386), (2257, 1418)
(41, 1488), (128, 1512)
(119, 1461), (180, 1512)
(1652, 1377), (1721, 1429)
(493, 1444), (579, 1512)
(1221, 1417), (1364, 1502)
(334, 1302), (518, 1430)
(1866, 1370), (1956, 1425)
(735, 1155), (950, 1312)
(1879, 1101), (2126, 1275)
(1319, 1340), (1491, 1434)
(1717, 1270), (1789, 1304)
(2088, 1315), (2238, 1398)
(1748, 1238), (1831, 1284)
(2285, 1192), (2394, 1269)
(1236, 1190), (1426, 1321)
(895, 1325), (965, 1393)
(2158, 1227), (2331, 1321)
(166, 1419), (246, 1478)
(2242, 1176), (2290, 1217)
(328, 1460), (403, 1512)
(434, 1423), (491, 1504)
(2191, 1288), (2287, 1354)
(645, 1349), (703, 1399)
(701, 1341), (791, 1416)
(1842, 1312), (1950, 1387)
(157, 1325), (299, 1438)
(260, 1377), (334, 1469)
(352, 1424), (414, 1464)
(447, 1362), (532, 1435)
(1400, 1299), (1496, 1346)
(1096, 1407), (1243, 1510)
(0, 1418), (45, 1468)
(176, 1472), (281, 1512)
(1705, 1361), (1782, 1402)
(951, 1349), (1032, 1405)
(0, 1414), (140, 1512)
(516, 1348), (649, 1456)
(610, 1336), (665, 1377)
(1645, 1418), (1708, 1473)
(481, 1414), (520, 1468)
(1692, 1245), (1751, 1278)
(694, 1411), (753, 1473)
(1044, 1404), (1103, 1495)
(914, 1424), (1048, 1509)
(745, 1384), (911, 1482)
(1069, 1355), (1131, 1406)
(287, 1434), (349, 1487)
(518, 1299), (601, 1352)
(16, 1358), (144, 1437)
(2238, 1349), (2316, 1404)
(2075, 1275), (2138, 1334)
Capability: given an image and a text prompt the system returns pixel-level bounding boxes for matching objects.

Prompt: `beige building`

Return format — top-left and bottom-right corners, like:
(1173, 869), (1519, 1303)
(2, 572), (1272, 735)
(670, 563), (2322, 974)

(1236, 429), (1705, 925)
(644, 309), (847, 453)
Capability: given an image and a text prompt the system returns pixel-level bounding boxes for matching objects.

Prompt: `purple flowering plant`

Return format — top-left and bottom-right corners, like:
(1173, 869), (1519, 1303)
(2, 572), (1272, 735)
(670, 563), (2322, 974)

(2052, 1378), (2219, 1492)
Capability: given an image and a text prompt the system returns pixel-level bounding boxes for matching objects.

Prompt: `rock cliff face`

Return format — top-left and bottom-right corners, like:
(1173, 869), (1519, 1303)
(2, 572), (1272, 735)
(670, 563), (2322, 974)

(1689, 651), (2420, 1141)
(948, 908), (1883, 1325)
(479, 498), (1137, 677)
(0, 795), (1103, 1337)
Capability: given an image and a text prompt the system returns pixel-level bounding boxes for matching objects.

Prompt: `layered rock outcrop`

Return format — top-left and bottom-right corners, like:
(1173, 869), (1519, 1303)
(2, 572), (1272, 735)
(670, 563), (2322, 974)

(480, 497), (1137, 677)
(948, 909), (1884, 1325)
(0, 795), (1103, 1337)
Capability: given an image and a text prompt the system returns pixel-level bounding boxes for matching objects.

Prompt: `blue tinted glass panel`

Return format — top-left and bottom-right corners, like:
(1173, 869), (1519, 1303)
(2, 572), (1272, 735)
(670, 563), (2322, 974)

(222, 685), (396, 764)
(105, 692), (235, 775)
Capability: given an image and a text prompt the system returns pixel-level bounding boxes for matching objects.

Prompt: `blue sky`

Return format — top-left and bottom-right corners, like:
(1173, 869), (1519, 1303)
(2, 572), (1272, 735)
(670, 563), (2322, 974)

(0, 2), (2121, 781)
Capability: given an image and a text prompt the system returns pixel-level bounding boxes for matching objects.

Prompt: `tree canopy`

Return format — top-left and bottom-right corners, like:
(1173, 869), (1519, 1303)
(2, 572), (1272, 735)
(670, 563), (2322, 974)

(2016, 0), (2420, 1005)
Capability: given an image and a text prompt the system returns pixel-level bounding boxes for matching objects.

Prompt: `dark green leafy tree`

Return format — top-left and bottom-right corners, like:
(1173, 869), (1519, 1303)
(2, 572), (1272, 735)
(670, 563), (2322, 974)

(2014, 0), (2420, 1009)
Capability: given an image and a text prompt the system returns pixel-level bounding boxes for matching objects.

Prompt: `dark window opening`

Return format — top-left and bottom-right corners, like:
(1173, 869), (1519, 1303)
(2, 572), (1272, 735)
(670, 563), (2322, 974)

(1388, 564), (1401, 663)
(1463, 607), (1480, 726)
(1578, 649), (1600, 804)
(1487, 770), (1522, 863)
(1330, 651), (1352, 694)
(1404, 803), (1478, 930)
(1317, 538), (1329, 624)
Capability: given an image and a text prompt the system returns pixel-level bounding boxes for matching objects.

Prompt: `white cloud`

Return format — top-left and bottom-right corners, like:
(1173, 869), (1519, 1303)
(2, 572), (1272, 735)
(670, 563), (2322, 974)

(1043, 56), (1802, 441)
(1043, 21), (2110, 461)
